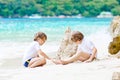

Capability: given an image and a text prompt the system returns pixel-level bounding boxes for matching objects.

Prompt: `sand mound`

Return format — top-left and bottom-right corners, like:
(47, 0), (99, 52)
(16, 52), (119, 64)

(56, 27), (78, 59)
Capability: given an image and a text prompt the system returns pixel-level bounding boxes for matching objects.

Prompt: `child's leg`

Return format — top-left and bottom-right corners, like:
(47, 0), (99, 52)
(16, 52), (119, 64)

(78, 52), (91, 62)
(28, 57), (46, 68)
(62, 51), (90, 64)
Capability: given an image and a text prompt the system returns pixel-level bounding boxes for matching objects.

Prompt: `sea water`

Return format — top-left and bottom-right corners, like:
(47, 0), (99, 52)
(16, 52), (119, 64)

(0, 18), (112, 42)
(0, 18), (113, 68)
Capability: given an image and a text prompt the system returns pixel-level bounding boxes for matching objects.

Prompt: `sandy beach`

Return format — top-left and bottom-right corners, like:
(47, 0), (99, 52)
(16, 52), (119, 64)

(1, 0), (120, 79)
(0, 31), (120, 80)
(1, 56), (120, 80)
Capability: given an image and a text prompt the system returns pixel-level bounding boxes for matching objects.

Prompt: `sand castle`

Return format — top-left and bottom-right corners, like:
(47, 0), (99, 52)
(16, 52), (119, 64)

(56, 27), (78, 59)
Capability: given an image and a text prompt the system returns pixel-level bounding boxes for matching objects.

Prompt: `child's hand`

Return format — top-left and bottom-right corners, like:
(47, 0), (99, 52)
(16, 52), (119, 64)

(84, 59), (92, 63)
(51, 59), (69, 65)
(51, 59), (62, 64)
(84, 57), (96, 63)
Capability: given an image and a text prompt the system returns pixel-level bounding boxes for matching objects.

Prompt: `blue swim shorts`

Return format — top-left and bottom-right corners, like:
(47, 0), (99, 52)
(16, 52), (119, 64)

(24, 58), (32, 67)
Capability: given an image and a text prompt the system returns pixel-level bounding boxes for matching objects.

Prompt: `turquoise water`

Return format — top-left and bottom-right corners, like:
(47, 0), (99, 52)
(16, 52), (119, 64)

(0, 18), (112, 42)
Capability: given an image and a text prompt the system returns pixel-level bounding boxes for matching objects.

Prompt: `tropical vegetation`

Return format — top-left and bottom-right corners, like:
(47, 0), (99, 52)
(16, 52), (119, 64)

(0, 0), (120, 18)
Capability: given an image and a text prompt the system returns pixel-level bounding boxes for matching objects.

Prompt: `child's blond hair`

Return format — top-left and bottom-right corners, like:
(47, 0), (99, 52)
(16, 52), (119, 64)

(34, 32), (47, 41)
(71, 31), (84, 42)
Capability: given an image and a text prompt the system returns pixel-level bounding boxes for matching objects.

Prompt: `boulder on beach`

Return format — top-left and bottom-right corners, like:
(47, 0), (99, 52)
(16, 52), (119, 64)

(108, 16), (120, 55)
(108, 36), (120, 55)
(112, 72), (120, 80)
(109, 16), (120, 38)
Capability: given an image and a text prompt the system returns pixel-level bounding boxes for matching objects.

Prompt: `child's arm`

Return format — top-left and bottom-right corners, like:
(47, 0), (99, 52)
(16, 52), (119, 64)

(37, 50), (51, 60)
(85, 47), (97, 62)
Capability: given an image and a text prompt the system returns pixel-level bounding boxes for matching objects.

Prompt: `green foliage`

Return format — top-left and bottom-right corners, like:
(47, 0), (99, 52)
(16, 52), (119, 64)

(0, 0), (120, 18)
(116, 0), (120, 4)
(101, 0), (119, 11)
(112, 6), (120, 15)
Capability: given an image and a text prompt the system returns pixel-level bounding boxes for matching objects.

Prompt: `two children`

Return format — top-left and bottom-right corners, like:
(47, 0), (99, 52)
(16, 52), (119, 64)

(23, 31), (97, 68)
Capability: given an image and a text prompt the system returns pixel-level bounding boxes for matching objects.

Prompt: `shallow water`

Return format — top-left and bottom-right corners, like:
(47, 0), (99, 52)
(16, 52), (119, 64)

(0, 18), (112, 42)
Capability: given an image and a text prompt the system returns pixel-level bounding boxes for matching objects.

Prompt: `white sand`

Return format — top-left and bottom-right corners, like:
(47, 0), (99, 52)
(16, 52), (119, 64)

(0, 57), (120, 80)
(0, 30), (120, 80)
